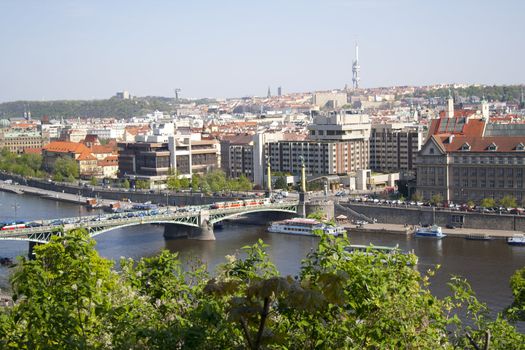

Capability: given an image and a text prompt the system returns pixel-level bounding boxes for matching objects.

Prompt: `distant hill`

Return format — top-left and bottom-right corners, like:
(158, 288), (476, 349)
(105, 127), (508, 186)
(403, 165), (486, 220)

(0, 96), (215, 120)
(413, 84), (524, 102)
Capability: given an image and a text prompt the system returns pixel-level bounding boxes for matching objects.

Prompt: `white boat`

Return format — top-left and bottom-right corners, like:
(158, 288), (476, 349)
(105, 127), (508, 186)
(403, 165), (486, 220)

(507, 234), (525, 246)
(414, 225), (446, 239)
(268, 218), (346, 236)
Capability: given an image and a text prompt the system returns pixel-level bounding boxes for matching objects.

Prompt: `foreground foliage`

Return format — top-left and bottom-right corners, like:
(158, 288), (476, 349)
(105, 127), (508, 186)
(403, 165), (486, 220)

(0, 230), (523, 349)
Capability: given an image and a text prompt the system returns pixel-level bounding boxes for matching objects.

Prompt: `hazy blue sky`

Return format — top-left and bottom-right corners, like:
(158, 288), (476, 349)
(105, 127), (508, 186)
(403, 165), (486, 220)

(1, 0), (524, 102)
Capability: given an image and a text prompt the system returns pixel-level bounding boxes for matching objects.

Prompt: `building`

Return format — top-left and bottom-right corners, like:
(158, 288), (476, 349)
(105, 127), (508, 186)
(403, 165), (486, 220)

(370, 123), (424, 173)
(115, 91), (131, 100)
(0, 128), (49, 154)
(220, 135), (254, 180)
(42, 141), (99, 178)
(267, 110), (370, 178)
(312, 92), (348, 109)
(118, 137), (220, 183)
(415, 115), (525, 203)
(118, 142), (171, 181)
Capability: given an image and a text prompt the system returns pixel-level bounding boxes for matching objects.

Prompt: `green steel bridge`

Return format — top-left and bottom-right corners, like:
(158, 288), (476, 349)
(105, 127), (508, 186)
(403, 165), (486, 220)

(0, 201), (300, 244)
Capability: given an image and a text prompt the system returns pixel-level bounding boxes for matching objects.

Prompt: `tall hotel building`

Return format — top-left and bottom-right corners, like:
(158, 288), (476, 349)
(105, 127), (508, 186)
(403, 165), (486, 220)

(266, 110), (370, 176)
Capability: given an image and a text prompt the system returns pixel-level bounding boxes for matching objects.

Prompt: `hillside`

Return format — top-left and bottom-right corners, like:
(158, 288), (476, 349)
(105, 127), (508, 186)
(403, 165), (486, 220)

(0, 96), (214, 120)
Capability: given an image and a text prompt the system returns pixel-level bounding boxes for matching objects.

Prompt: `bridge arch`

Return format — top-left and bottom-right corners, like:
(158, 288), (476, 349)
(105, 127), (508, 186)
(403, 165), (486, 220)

(87, 220), (199, 239)
(209, 207), (298, 224)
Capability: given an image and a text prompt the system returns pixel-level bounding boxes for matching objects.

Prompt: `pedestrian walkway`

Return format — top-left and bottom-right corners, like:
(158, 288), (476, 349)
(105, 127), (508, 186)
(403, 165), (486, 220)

(344, 222), (520, 239)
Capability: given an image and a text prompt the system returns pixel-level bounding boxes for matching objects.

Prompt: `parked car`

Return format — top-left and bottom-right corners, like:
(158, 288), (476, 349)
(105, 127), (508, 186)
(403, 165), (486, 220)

(445, 224), (456, 229)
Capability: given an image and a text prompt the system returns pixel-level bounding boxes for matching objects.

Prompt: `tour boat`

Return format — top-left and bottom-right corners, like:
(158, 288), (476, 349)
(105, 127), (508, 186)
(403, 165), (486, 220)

(414, 225), (446, 239)
(507, 234), (525, 246)
(268, 218), (346, 236)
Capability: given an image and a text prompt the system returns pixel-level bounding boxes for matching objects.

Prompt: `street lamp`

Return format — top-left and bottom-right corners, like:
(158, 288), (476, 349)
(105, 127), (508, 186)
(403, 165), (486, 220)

(78, 191), (82, 222)
(12, 203), (20, 222)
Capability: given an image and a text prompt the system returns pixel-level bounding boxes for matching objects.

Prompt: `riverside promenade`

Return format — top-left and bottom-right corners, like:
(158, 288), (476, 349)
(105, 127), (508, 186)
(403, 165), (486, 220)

(345, 222), (520, 239)
(0, 181), (112, 206)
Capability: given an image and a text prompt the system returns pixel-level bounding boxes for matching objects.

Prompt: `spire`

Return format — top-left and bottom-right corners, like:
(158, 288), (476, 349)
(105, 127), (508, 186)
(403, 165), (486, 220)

(267, 86), (271, 98)
(447, 90), (454, 118)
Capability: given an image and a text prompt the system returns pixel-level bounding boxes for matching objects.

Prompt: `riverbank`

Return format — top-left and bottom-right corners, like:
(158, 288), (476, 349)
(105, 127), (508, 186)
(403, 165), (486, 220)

(0, 180), (111, 206)
(345, 222), (521, 239)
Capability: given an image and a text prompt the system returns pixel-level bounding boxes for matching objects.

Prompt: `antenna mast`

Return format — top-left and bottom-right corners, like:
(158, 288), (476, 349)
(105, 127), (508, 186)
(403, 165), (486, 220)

(352, 44), (360, 89)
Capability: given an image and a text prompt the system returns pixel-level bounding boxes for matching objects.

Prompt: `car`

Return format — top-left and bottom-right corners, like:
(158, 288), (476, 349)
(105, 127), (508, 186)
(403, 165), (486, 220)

(445, 224), (456, 229)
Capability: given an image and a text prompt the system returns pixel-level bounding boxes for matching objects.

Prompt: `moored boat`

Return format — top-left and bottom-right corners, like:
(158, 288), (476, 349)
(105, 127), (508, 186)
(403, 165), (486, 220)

(507, 234), (525, 246)
(268, 218), (346, 236)
(414, 225), (446, 239)
(465, 234), (494, 241)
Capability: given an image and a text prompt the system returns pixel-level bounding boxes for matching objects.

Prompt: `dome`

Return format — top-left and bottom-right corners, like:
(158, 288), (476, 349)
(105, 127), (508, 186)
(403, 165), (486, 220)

(0, 119), (10, 127)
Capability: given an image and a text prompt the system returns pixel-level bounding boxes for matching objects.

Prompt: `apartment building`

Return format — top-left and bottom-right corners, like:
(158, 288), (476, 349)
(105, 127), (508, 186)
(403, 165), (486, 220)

(370, 123), (424, 173)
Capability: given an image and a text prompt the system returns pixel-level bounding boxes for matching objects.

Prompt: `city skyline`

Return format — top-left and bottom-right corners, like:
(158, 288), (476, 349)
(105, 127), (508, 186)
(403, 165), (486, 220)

(1, 0), (524, 103)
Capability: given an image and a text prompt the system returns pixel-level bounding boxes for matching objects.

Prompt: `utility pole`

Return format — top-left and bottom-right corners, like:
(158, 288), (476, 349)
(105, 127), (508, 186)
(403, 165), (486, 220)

(78, 191), (82, 222)
(12, 203), (20, 222)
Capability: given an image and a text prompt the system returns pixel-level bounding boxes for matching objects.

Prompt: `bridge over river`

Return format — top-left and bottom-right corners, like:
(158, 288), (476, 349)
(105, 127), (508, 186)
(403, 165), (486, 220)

(0, 200), (304, 255)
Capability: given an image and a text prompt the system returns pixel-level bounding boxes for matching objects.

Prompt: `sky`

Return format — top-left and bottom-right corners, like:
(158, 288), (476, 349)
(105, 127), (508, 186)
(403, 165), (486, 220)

(0, 0), (524, 102)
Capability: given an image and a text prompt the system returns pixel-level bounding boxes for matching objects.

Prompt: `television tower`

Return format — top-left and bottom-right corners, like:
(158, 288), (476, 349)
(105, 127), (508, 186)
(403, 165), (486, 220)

(352, 44), (360, 89)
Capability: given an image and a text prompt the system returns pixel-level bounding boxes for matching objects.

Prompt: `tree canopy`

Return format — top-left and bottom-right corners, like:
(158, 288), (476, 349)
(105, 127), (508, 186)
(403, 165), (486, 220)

(0, 230), (523, 349)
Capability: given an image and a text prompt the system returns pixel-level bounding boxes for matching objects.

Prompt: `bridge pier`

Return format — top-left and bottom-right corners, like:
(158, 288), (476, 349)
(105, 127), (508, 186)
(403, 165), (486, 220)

(193, 221), (215, 240)
(28, 241), (42, 260)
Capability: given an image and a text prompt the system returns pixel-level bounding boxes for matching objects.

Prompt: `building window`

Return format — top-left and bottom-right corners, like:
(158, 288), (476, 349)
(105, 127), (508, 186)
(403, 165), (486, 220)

(461, 143), (471, 151)
(487, 143), (498, 151)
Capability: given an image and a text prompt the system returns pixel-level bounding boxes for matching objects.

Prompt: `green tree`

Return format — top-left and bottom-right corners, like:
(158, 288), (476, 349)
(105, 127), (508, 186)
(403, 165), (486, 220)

(481, 197), (496, 208)
(273, 176), (288, 190)
(179, 177), (190, 189)
(411, 191), (423, 202)
(2, 230), (120, 348)
(135, 179), (150, 190)
(430, 193), (443, 206)
(166, 174), (181, 191)
(121, 179), (130, 189)
(53, 156), (79, 179)
(307, 210), (326, 221)
(1, 230), (524, 349)
(191, 174), (201, 191)
(89, 177), (98, 186)
(499, 195), (517, 209)
(507, 266), (525, 321)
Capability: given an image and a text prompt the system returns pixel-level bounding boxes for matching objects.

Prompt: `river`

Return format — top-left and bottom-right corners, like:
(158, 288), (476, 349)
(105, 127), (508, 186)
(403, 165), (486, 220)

(1, 190), (525, 323)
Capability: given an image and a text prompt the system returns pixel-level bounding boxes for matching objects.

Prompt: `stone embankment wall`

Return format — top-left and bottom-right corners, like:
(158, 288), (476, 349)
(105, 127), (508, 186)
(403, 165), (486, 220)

(0, 173), (233, 206)
(337, 202), (525, 232)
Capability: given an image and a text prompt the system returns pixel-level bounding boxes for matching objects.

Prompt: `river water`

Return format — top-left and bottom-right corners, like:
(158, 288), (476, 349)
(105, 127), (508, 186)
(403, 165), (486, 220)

(1, 191), (525, 323)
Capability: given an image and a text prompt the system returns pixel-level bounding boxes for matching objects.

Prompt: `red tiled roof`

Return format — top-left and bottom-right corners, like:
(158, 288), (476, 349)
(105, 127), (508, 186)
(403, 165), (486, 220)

(44, 141), (90, 154)
(90, 145), (116, 154)
(428, 116), (485, 137)
(77, 151), (97, 161)
(439, 135), (525, 153)
(23, 147), (42, 155)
